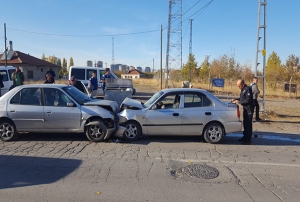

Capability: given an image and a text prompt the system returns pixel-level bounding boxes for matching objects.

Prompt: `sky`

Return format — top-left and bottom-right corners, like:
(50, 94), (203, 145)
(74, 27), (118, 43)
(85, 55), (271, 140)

(0, 0), (299, 72)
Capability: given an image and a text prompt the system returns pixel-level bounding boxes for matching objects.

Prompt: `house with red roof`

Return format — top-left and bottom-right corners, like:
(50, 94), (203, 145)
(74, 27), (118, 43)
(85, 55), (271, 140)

(0, 42), (61, 81)
(121, 68), (145, 79)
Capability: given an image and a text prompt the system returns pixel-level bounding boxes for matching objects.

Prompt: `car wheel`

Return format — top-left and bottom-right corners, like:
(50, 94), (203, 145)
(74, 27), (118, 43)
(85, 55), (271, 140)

(203, 122), (223, 144)
(85, 121), (107, 142)
(0, 120), (18, 141)
(123, 120), (141, 141)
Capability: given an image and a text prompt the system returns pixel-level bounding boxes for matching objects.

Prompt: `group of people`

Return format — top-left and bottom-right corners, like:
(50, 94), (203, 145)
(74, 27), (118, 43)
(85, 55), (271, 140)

(69, 68), (112, 96)
(231, 77), (262, 145)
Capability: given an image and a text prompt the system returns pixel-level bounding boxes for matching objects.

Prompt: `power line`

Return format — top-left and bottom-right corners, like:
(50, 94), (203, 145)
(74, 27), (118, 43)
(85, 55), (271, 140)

(182, 0), (203, 16)
(7, 27), (160, 37)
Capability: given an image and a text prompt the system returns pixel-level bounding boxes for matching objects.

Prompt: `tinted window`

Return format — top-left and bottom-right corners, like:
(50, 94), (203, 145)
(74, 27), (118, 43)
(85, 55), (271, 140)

(184, 93), (212, 108)
(19, 88), (42, 106)
(10, 91), (21, 104)
(86, 69), (96, 80)
(0, 70), (9, 81)
(71, 69), (85, 80)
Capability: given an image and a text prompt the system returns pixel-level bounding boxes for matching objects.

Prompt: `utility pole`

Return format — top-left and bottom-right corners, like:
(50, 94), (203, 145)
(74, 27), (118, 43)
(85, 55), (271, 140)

(189, 19), (193, 82)
(166, 0), (182, 87)
(255, 0), (267, 112)
(152, 58), (154, 72)
(4, 23), (7, 66)
(160, 25), (163, 90)
(112, 37), (115, 70)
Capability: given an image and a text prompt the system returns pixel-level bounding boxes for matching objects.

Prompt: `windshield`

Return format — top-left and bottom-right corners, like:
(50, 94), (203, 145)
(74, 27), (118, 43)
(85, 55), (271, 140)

(144, 91), (164, 108)
(62, 86), (92, 104)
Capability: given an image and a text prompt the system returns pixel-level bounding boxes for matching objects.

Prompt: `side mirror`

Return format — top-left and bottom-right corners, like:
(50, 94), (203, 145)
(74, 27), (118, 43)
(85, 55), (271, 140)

(67, 102), (74, 107)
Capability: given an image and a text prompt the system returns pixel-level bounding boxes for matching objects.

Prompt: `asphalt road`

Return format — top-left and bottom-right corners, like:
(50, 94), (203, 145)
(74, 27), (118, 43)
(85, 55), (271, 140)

(1, 132), (300, 202)
(0, 91), (299, 202)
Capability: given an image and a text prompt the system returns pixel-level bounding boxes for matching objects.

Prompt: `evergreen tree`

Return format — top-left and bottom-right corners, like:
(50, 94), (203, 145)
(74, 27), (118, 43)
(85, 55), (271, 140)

(182, 54), (198, 81)
(266, 51), (284, 88)
(41, 53), (46, 60)
(68, 57), (74, 72)
(59, 58), (68, 77)
(199, 56), (210, 82)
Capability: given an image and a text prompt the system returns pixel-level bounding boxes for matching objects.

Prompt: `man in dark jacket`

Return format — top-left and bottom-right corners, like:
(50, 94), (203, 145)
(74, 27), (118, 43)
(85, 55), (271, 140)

(231, 79), (254, 145)
(70, 76), (86, 94)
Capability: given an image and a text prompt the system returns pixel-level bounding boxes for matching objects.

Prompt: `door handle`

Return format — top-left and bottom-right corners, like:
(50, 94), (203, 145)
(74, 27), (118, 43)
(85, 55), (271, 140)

(46, 111), (52, 115)
(205, 112), (211, 115)
(173, 113), (179, 116)
(10, 110), (16, 113)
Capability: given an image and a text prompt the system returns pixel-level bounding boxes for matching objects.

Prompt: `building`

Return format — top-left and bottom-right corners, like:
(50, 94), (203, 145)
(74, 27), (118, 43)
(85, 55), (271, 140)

(121, 69), (145, 79)
(96, 61), (103, 68)
(87, 60), (93, 67)
(145, 67), (151, 73)
(136, 66), (142, 72)
(0, 48), (61, 81)
(119, 65), (129, 71)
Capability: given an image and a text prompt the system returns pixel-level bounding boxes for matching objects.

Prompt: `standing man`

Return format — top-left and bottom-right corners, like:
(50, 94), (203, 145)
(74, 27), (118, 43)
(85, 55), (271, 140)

(251, 77), (262, 121)
(70, 76), (85, 94)
(231, 79), (254, 145)
(45, 68), (56, 83)
(101, 68), (112, 94)
(89, 71), (98, 97)
(11, 66), (25, 87)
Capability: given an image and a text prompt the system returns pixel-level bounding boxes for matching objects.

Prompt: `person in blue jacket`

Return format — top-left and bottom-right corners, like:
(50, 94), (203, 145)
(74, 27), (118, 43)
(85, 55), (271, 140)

(89, 71), (98, 97)
(101, 68), (112, 94)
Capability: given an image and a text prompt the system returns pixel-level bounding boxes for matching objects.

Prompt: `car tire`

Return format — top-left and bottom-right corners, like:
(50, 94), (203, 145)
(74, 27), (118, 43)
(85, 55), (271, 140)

(203, 122), (223, 144)
(0, 120), (18, 141)
(85, 120), (107, 142)
(123, 120), (141, 141)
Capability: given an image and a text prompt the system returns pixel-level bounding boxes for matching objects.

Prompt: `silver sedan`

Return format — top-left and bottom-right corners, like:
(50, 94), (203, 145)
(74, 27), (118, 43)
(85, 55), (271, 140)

(115, 88), (242, 143)
(0, 84), (119, 142)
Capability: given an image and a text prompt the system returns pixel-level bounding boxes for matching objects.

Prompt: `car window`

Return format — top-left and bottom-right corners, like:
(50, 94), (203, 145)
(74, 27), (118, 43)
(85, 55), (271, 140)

(14, 88), (42, 106)
(144, 91), (164, 108)
(184, 93), (212, 108)
(0, 70), (9, 81)
(86, 69), (96, 80)
(44, 88), (58, 106)
(71, 69), (85, 80)
(157, 93), (181, 109)
(62, 86), (91, 104)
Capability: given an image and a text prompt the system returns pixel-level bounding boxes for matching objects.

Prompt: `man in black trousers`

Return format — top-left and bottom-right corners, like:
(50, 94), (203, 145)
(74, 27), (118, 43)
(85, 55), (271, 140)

(231, 79), (254, 145)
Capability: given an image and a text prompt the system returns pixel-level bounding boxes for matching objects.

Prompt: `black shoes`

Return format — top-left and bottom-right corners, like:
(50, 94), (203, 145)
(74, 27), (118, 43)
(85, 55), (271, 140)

(255, 118), (262, 121)
(238, 137), (252, 145)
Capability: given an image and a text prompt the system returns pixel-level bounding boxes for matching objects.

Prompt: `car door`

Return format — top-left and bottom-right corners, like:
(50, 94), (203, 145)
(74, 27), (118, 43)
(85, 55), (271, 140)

(7, 87), (45, 130)
(181, 92), (214, 135)
(43, 88), (82, 130)
(145, 93), (182, 135)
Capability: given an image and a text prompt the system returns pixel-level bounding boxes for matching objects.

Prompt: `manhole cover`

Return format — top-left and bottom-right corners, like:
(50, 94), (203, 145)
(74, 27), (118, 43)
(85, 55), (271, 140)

(173, 164), (219, 179)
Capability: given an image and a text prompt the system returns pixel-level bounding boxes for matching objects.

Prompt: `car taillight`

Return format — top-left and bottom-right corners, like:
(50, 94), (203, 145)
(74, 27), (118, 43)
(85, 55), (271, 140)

(237, 105), (240, 118)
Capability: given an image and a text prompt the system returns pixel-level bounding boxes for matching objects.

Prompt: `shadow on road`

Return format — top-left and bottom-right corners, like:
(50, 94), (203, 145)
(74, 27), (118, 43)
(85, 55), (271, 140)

(16, 133), (88, 142)
(0, 155), (82, 189)
(119, 131), (300, 146)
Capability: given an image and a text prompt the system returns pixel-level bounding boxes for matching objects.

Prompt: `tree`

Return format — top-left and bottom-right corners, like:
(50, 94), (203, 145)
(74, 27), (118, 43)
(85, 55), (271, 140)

(69, 57), (74, 72)
(59, 58), (68, 77)
(57, 58), (61, 67)
(266, 51), (284, 89)
(182, 54), (198, 81)
(41, 53), (46, 60)
(199, 56), (210, 83)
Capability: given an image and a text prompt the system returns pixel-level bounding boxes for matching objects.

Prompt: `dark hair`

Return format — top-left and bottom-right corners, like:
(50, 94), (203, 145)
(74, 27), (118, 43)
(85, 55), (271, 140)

(106, 68), (110, 72)
(253, 77), (258, 79)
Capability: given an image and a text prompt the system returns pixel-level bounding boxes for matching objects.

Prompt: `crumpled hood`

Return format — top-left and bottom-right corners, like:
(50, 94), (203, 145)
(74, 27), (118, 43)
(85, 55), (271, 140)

(121, 98), (144, 109)
(84, 99), (119, 113)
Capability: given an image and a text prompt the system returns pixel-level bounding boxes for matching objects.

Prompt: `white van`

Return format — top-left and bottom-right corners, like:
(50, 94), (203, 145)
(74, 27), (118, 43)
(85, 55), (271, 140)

(68, 66), (118, 96)
(0, 66), (17, 95)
